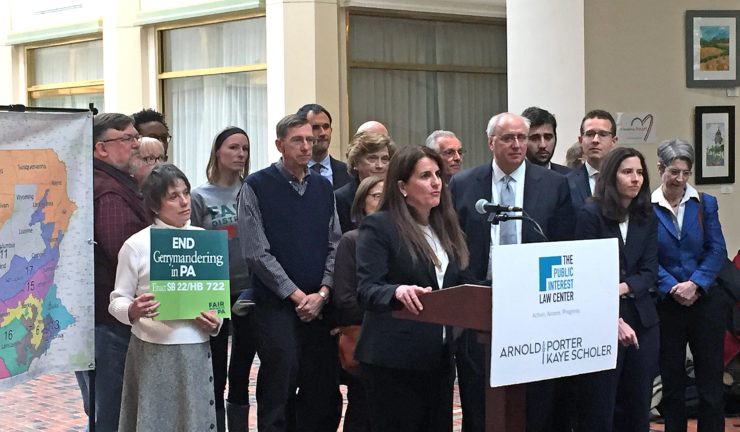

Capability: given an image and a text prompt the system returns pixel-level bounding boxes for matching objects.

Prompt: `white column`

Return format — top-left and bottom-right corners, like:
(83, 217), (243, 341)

(265, 0), (342, 165)
(102, 0), (145, 114)
(506, 0), (585, 164)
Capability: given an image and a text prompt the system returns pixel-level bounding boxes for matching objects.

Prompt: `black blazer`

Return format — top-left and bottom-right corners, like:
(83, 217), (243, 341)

(567, 164), (591, 211)
(449, 161), (575, 281)
(550, 162), (571, 175)
(330, 156), (352, 190)
(355, 211), (474, 371)
(332, 230), (363, 326)
(575, 202), (659, 329)
(335, 178), (359, 233)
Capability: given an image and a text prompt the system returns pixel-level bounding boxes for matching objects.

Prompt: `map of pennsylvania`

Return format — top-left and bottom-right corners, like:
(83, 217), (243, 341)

(0, 150), (77, 379)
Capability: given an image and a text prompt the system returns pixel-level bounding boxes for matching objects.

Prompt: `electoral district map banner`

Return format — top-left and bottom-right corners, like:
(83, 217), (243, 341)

(0, 111), (94, 389)
(490, 239), (619, 387)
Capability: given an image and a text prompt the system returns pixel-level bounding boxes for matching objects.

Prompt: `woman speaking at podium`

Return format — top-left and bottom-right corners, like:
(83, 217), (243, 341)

(573, 147), (658, 432)
(355, 145), (473, 432)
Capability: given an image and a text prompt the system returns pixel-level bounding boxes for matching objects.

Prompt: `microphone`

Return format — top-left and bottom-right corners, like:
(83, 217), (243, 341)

(474, 199), (523, 215)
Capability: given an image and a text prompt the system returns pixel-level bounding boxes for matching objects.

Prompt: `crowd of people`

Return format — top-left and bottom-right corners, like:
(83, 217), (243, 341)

(80, 103), (735, 432)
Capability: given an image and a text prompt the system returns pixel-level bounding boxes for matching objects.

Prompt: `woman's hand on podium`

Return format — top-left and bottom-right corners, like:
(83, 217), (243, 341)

(395, 285), (432, 315)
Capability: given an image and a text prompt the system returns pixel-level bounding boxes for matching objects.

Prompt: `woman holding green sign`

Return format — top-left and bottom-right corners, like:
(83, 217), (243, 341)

(191, 126), (256, 432)
(109, 163), (223, 432)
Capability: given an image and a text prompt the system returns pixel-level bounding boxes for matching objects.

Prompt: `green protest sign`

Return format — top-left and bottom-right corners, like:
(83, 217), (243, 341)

(150, 229), (231, 320)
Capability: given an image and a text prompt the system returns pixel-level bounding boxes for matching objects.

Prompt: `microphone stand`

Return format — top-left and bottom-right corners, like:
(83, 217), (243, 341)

(487, 212), (525, 225)
(486, 210), (549, 242)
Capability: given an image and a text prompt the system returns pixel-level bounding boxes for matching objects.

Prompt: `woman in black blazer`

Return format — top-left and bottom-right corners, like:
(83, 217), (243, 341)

(355, 145), (472, 432)
(573, 147), (659, 432)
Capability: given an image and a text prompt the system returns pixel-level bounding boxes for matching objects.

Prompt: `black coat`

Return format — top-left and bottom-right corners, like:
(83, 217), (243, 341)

(355, 211), (474, 371)
(449, 161), (575, 281)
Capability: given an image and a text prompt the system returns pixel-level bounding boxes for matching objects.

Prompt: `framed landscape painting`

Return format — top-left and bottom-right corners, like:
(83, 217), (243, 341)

(685, 10), (740, 88)
(694, 106), (735, 184)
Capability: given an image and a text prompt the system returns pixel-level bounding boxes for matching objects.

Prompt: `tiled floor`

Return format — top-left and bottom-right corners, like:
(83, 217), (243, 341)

(0, 362), (737, 431)
(0, 358), (458, 432)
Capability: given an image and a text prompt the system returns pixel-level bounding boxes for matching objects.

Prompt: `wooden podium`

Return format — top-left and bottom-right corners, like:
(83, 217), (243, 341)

(393, 284), (525, 432)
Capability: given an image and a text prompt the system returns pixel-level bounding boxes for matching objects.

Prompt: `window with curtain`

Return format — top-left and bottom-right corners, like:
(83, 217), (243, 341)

(160, 17), (267, 188)
(348, 14), (507, 168)
(27, 38), (104, 112)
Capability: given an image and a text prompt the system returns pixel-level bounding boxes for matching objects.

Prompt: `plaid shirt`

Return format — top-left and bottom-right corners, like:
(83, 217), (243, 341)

(93, 158), (151, 326)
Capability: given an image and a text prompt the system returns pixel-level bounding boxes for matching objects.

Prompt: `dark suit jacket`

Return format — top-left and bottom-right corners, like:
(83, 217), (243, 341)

(335, 178), (359, 233)
(654, 193), (726, 297)
(332, 230), (363, 326)
(355, 211), (474, 371)
(449, 161), (575, 281)
(567, 164), (591, 211)
(575, 202), (659, 329)
(550, 162), (571, 175)
(330, 156), (352, 190)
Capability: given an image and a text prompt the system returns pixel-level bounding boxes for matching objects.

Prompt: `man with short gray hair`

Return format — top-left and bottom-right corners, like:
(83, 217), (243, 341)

(426, 130), (465, 181)
(449, 112), (574, 432)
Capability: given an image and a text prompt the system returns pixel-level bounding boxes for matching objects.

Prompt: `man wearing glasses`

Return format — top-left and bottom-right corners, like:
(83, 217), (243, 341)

(522, 106), (571, 175)
(449, 112), (574, 432)
(76, 113), (151, 431)
(237, 114), (342, 432)
(567, 109), (619, 210)
(132, 108), (171, 162)
(425, 130), (465, 182)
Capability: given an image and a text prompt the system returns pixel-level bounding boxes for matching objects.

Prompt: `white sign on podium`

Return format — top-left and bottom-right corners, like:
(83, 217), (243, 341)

(489, 239), (619, 387)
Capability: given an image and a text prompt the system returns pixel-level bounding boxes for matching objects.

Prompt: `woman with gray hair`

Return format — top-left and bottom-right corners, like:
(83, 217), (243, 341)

(652, 139), (728, 432)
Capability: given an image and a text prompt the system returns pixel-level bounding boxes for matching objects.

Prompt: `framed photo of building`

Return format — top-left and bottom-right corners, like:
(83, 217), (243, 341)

(694, 106), (735, 184)
(685, 10), (740, 88)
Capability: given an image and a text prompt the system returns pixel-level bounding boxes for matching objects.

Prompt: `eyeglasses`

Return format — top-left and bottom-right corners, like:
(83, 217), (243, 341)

(441, 148), (466, 157)
(141, 155), (165, 165)
(496, 134), (528, 144)
(666, 168), (692, 178)
(368, 192), (383, 200)
(582, 130), (613, 139)
(102, 134), (141, 144)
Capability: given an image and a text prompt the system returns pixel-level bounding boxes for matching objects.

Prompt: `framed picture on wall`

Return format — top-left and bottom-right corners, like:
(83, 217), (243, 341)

(694, 106), (735, 184)
(685, 10), (740, 88)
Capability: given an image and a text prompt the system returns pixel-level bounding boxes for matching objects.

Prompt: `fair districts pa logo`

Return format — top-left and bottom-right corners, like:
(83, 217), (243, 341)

(538, 255), (575, 304)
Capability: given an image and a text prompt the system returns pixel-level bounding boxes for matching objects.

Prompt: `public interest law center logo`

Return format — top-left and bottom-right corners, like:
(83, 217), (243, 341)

(538, 254), (575, 304)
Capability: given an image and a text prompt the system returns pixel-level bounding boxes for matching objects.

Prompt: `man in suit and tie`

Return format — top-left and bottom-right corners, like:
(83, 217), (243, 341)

(567, 109), (619, 210)
(449, 112), (575, 432)
(522, 106), (570, 175)
(297, 103), (352, 190)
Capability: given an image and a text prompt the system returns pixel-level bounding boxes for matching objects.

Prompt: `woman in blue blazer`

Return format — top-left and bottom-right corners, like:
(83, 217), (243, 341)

(355, 145), (473, 432)
(652, 139), (728, 432)
(574, 147), (659, 432)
